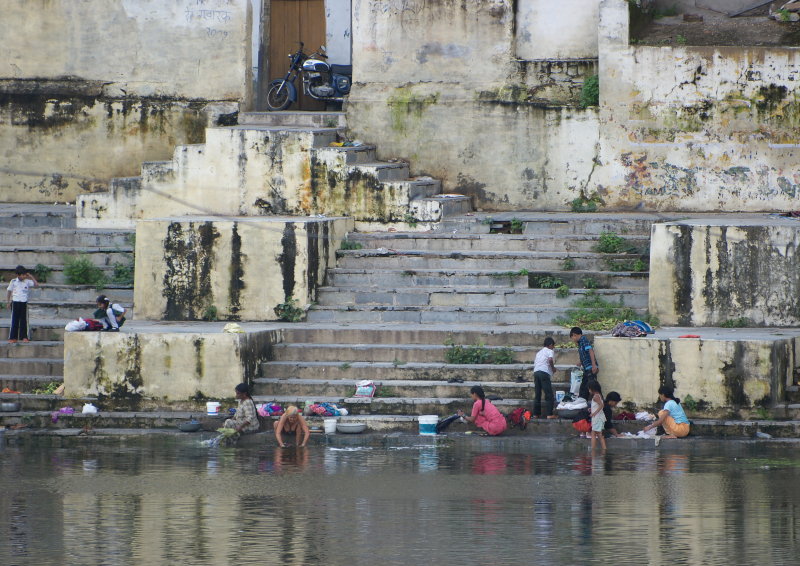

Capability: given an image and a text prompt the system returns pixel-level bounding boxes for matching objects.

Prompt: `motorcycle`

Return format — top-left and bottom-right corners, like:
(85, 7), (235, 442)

(265, 42), (352, 111)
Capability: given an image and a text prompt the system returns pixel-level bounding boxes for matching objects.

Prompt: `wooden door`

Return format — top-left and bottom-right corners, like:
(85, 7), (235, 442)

(268, 0), (326, 111)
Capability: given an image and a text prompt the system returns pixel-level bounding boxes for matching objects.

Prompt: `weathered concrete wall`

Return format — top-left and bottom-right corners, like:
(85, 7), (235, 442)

(1, 0), (250, 202)
(347, 0), (600, 211)
(63, 328), (278, 399)
(596, 332), (799, 410)
(515, 0), (601, 60)
(649, 218), (800, 327)
(597, 0), (800, 211)
(134, 216), (352, 321)
(326, 0), (352, 65)
(78, 125), (435, 228)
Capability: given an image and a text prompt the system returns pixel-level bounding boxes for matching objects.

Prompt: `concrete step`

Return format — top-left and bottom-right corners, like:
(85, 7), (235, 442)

(315, 287), (648, 308)
(0, 228), (134, 247)
(411, 195), (472, 221)
(0, 320), (65, 341)
(277, 323), (591, 347)
(335, 249), (647, 271)
(0, 301), (129, 321)
(347, 232), (649, 253)
(218, 125), (341, 148)
(251, 394), (536, 416)
(327, 268), (648, 289)
(0, 264), (127, 285)
(0, 375), (61, 393)
(0, 246), (132, 268)
(0, 205), (76, 229)
(438, 212), (680, 236)
(253, 378), (548, 400)
(386, 178), (441, 200)
(306, 304), (645, 325)
(353, 162), (410, 182)
(261, 360), (578, 383)
(270, 343), (579, 364)
(0, 341), (63, 359)
(312, 145), (377, 165)
(28, 285), (133, 303)
(0, 357), (63, 376)
(239, 111), (346, 128)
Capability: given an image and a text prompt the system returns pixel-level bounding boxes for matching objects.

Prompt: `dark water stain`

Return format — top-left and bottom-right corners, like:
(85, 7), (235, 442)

(163, 222), (220, 320)
(671, 225), (693, 326)
(722, 342), (749, 407)
(278, 223), (297, 300)
(306, 222), (320, 300)
(194, 338), (204, 379)
(228, 223), (245, 321)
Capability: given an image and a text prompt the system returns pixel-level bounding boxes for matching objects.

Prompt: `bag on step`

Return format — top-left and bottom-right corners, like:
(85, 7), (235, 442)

(507, 407), (530, 430)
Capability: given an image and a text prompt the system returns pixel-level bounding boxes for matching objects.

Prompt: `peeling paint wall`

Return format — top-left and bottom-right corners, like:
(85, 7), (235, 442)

(596, 335), (795, 410)
(598, 0), (800, 211)
(347, 0), (601, 211)
(649, 219), (800, 326)
(133, 216), (352, 321)
(79, 126), (424, 227)
(1, 0), (251, 202)
(515, 0), (601, 60)
(64, 329), (280, 400)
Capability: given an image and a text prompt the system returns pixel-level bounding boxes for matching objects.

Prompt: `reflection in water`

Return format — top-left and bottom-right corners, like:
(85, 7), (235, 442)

(1, 439), (800, 564)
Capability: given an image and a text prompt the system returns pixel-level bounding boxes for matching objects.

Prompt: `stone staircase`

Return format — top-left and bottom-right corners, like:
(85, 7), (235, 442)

(0, 205), (134, 408)
(76, 111), (471, 230)
(253, 212), (662, 417)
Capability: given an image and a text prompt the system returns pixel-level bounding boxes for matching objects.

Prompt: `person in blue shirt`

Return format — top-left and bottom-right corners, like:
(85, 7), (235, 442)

(644, 385), (690, 440)
(570, 327), (598, 401)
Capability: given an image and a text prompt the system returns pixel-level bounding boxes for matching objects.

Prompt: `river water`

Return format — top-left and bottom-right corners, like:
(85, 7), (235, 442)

(1, 435), (799, 565)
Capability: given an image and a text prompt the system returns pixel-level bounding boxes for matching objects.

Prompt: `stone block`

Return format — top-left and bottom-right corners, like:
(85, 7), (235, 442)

(649, 217), (800, 326)
(595, 329), (800, 409)
(134, 216), (352, 321)
(63, 327), (280, 400)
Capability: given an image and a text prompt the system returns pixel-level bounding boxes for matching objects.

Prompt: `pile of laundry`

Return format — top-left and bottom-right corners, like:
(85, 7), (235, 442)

(305, 402), (348, 417)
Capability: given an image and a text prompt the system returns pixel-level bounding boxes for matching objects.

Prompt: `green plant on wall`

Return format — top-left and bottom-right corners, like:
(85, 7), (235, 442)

(33, 263), (52, 283)
(63, 254), (106, 288)
(579, 75), (599, 108)
(274, 296), (304, 322)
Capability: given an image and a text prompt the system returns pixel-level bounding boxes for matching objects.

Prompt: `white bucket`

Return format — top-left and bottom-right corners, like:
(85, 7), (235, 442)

(418, 415), (439, 435)
(323, 418), (338, 434)
(206, 401), (221, 416)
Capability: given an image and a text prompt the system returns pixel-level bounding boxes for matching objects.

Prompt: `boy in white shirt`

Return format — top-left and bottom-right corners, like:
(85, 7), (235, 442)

(6, 265), (38, 343)
(532, 336), (558, 419)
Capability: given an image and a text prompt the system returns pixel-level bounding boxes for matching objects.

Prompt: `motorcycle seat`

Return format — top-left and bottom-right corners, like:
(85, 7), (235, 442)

(330, 64), (352, 76)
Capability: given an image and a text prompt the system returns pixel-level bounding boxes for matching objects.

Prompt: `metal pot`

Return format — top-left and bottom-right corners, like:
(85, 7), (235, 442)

(0, 402), (22, 412)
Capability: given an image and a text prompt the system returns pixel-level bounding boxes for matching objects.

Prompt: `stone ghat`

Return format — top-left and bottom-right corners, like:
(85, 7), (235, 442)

(2, 417), (800, 443)
(597, 327), (800, 415)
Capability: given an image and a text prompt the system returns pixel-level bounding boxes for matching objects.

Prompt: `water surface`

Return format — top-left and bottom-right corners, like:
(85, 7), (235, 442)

(1, 436), (799, 565)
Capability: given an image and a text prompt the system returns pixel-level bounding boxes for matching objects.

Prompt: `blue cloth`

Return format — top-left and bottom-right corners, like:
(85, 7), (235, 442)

(664, 399), (689, 424)
(577, 335), (595, 371)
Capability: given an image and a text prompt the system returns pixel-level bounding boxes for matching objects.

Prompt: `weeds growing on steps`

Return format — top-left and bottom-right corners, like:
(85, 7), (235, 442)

(63, 254), (106, 288)
(340, 239), (363, 250)
(33, 263), (52, 283)
(274, 296), (304, 322)
(553, 291), (637, 331)
(444, 338), (516, 364)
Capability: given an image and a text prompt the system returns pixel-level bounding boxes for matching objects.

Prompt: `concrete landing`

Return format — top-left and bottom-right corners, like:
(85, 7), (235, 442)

(596, 327), (800, 414)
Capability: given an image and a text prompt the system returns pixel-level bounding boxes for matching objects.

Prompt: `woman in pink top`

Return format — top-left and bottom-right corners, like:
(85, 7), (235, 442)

(458, 385), (508, 436)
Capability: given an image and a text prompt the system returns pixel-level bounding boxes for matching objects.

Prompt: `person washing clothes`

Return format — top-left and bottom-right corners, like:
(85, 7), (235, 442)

(644, 386), (690, 442)
(224, 383), (260, 435)
(7, 265), (38, 343)
(458, 385), (508, 436)
(95, 295), (126, 331)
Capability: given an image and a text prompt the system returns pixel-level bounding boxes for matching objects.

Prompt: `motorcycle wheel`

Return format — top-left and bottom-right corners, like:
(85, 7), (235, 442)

(266, 82), (292, 111)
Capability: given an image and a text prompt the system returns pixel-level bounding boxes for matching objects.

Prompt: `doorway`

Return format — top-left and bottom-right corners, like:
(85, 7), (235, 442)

(267, 0), (326, 110)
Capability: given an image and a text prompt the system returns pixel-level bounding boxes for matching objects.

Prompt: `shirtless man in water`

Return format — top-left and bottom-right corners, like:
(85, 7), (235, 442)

(273, 405), (311, 447)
